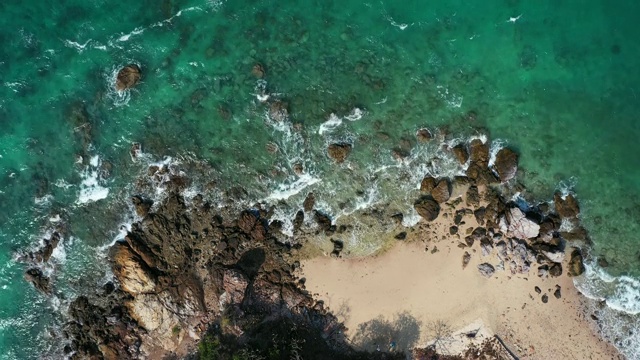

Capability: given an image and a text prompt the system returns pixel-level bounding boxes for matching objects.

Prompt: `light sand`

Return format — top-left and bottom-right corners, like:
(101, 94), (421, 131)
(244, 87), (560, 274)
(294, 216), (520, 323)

(299, 204), (623, 359)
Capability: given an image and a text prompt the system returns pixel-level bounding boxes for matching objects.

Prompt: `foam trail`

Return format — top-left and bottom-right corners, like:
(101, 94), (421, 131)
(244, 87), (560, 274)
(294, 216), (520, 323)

(265, 174), (321, 202)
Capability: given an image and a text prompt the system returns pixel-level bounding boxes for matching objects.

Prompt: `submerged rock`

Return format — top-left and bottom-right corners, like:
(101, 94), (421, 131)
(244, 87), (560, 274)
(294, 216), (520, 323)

(493, 148), (519, 182)
(416, 128), (432, 142)
(414, 196), (440, 221)
(116, 64), (142, 91)
(327, 143), (352, 163)
(268, 100), (289, 122)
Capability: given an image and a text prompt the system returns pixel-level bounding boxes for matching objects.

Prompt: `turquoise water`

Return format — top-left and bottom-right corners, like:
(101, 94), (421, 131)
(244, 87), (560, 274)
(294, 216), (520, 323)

(1, 0), (640, 358)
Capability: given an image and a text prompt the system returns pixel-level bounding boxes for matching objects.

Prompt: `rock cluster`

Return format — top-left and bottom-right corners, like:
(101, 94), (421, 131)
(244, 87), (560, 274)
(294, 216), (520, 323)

(115, 64), (142, 91)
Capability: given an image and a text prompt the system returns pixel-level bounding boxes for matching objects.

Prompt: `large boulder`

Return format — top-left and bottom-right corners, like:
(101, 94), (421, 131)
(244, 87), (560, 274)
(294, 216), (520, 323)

(414, 197), (440, 221)
(567, 248), (585, 277)
(452, 144), (469, 165)
(327, 143), (352, 163)
(554, 192), (580, 218)
(468, 139), (489, 167)
(493, 148), (518, 182)
(507, 207), (540, 239)
(420, 176), (437, 193)
(115, 64), (142, 91)
(431, 179), (451, 203)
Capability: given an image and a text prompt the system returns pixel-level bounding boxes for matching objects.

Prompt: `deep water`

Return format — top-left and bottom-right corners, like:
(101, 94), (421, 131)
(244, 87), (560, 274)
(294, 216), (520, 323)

(1, 0), (640, 358)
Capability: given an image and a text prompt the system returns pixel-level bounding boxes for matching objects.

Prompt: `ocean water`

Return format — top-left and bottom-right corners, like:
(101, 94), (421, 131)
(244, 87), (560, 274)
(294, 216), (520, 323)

(1, 0), (640, 358)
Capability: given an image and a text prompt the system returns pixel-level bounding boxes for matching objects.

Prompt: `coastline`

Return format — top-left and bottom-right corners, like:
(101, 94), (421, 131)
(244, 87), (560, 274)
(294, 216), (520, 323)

(299, 183), (624, 359)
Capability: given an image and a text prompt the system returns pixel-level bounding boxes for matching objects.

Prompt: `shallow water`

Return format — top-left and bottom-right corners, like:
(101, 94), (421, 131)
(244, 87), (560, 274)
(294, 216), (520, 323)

(1, 0), (640, 358)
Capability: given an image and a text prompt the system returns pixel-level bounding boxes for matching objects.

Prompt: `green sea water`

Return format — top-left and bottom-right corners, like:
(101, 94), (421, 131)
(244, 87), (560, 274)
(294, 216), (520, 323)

(1, 0), (640, 358)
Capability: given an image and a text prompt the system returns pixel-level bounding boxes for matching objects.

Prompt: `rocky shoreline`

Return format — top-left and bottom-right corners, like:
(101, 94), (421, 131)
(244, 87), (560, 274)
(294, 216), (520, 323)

(20, 130), (607, 359)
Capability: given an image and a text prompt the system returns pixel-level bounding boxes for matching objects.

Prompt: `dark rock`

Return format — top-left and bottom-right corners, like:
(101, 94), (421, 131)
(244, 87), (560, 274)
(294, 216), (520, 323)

(464, 236), (474, 247)
(534, 286), (542, 294)
(115, 64), (142, 91)
(414, 196), (440, 222)
(416, 128), (432, 142)
(568, 248), (585, 276)
(327, 143), (352, 163)
(330, 239), (344, 257)
(471, 227), (487, 240)
(293, 210), (304, 231)
(480, 238), (493, 256)
(538, 264), (549, 277)
(269, 100), (289, 122)
(468, 139), (489, 167)
(554, 286), (562, 299)
(474, 207), (486, 225)
(549, 263), (563, 277)
(314, 211), (333, 232)
(560, 226), (588, 242)
(303, 192), (315, 212)
(493, 148), (519, 182)
(477, 263), (495, 278)
(597, 257), (609, 268)
(431, 179), (451, 204)
(131, 195), (153, 217)
(554, 192), (580, 218)
(452, 144), (469, 165)
(391, 213), (404, 224)
(449, 226), (458, 235)
(420, 176), (437, 193)
(541, 294), (549, 303)
(454, 210), (465, 225)
(394, 232), (407, 240)
(466, 185), (480, 208)
(462, 252), (471, 269)
(25, 268), (51, 294)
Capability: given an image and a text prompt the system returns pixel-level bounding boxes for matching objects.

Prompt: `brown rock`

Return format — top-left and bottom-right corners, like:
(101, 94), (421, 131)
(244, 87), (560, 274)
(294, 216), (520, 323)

(112, 243), (156, 295)
(474, 207), (486, 225)
(468, 139), (489, 167)
(269, 100), (289, 122)
(115, 64), (142, 91)
(452, 144), (469, 165)
(554, 192), (580, 218)
(327, 143), (352, 163)
(303, 193), (315, 212)
(493, 148), (519, 182)
(568, 248), (585, 276)
(251, 63), (265, 78)
(420, 176), (437, 193)
(466, 185), (480, 208)
(416, 128), (432, 142)
(132, 196), (153, 217)
(414, 197), (440, 221)
(24, 268), (51, 294)
(431, 179), (451, 203)
(462, 252), (471, 269)
(549, 263), (563, 277)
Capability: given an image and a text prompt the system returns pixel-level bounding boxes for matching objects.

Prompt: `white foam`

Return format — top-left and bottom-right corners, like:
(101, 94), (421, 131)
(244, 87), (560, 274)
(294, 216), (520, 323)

(575, 262), (640, 314)
(117, 28), (145, 42)
(488, 139), (507, 168)
(318, 108), (365, 135)
(76, 156), (109, 204)
(49, 214), (61, 223)
(265, 174), (321, 202)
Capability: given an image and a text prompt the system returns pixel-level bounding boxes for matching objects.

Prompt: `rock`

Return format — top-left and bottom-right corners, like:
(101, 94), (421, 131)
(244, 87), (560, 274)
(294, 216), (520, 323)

(554, 192), (580, 218)
(24, 268), (51, 294)
(112, 243), (156, 295)
(535, 286), (542, 294)
(449, 226), (458, 235)
(542, 250), (565, 264)
(293, 210), (304, 231)
(507, 207), (540, 239)
(468, 139), (489, 167)
(420, 176), (437, 193)
(466, 185), (480, 208)
(452, 144), (469, 165)
(538, 265), (549, 277)
(303, 192), (315, 212)
(394, 232), (407, 240)
(327, 143), (352, 163)
(252, 63), (265, 78)
(391, 213), (404, 224)
(314, 210), (333, 232)
(541, 294), (549, 303)
(330, 239), (344, 257)
(130, 143), (142, 160)
(293, 163), (304, 175)
(598, 257), (609, 268)
(416, 128), (432, 142)
(414, 197), (440, 222)
(480, 238), (493, 257)
(431, 179), (451, 203)
(115, 64), (142, 91)
(465, 236), (475, 247)
(132, 196), (153, 217)
(269, 100), (289, 122)
(222, 269), (249, 305)
(549, 263), (563, 277)
(568, 248), (585, 276)
(474, 207), (486, 225)
(554, 286), (562, 299)
(459, 252), (471, 269)
(477, 263), (495, 278)
(493, 148), (519, 182)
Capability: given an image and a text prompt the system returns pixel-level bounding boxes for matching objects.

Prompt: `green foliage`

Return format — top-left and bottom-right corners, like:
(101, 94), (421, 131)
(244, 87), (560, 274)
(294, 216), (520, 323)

(198, 335), (221, 360)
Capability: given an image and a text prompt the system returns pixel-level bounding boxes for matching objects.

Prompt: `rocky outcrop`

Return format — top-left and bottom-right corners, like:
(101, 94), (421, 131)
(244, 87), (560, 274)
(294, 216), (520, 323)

(431, 179), (451, 204)
(269, 100), (289, 122)
(568, 248), (585, 276)
(414, 197), (440, 221)
(115, 64), (142, 91)
(452, 144), (469, 165)
(493, 148), (518, 182)
(327, 143), (353, 163)
(554, 192), (580, 219)
(416, 128), (432, 142)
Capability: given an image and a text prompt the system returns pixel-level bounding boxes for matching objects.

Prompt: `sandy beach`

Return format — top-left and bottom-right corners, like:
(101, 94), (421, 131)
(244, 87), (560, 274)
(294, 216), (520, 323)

(299, 188), (623, 359)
